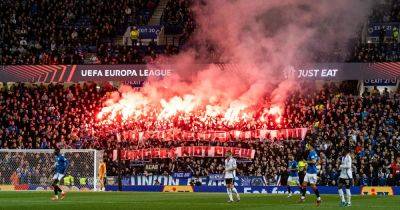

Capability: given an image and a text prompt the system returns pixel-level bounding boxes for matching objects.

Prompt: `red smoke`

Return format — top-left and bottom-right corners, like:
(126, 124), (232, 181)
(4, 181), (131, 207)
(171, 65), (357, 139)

(97, 0), (373, 128)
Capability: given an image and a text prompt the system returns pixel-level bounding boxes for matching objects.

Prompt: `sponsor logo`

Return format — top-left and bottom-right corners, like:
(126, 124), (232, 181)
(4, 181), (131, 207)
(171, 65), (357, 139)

(0, 185), (15, 191)
(0, 185), (29, 191)
(361, 186), (394, 196)
(15, 184), (29, 190)
(163, 186), (193, 193)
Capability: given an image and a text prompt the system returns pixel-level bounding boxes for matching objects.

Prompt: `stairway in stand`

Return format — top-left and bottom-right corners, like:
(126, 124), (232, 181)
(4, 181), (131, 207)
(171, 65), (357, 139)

(149, 0), (169, 25)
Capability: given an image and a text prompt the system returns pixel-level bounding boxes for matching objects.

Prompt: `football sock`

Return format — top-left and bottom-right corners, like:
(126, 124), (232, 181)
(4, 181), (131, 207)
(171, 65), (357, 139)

(227, 188), (233, 201)
(338, 189), (345, 202)
(301, 186), (306, 197)
(232, 187), (240, 199)
(56, 185), (62, 193)
(313, 188), (320, 199)
(52, 183), (58, 195)
(345, 189), (351, 203)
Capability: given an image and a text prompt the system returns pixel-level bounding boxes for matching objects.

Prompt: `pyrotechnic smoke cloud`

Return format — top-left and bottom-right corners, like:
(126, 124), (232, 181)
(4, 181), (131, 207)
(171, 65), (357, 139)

(98, 0), (374, 124)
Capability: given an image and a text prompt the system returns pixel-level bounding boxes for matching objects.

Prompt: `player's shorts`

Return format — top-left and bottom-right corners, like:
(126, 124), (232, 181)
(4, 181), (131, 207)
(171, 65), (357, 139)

(53, 173), (65, 181)
(304, 173), (318, 184)
(338, 178), (352, 188)
(225, 178), (234, 185)
(299, 172), (305, 184)
(287, 176), (300, 185)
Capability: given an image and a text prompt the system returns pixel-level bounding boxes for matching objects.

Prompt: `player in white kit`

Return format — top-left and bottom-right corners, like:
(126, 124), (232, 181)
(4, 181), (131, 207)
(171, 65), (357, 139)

(338, 148), (353, 207)
(224, 151), (240, 202)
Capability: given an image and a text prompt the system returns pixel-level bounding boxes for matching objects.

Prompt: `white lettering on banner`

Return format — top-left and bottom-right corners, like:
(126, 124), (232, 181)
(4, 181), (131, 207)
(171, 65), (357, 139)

(81, 69), (103, 77)
(139, 69), (171, 77)
(168, 178), (179, 186)
(271, 187), (311, 194)
(244, 187), (254, 194)
(163, 176), (169, 186)
(321, 69), (338, 77)
(298, 69), (319, 78)
(123, 128), (308, 142)
(244, 188), (269, 194)
(364, 79), (397, 85)
(244, 187), (311, 194)
(297, 69), (338, 78)
(143, 176), (152, 185)
(201, 178), (207, 186)
(208, 180), (217, 186)
(271, 187), (287, 194)
(80, 69), (172, 77)
(152, 176), (159, 185)
(118, 146), (256, 160)
(131, 176), (136, 185)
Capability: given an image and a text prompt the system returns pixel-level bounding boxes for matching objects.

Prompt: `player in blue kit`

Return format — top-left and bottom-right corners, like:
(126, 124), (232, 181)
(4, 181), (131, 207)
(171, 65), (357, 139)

(51, 148), (69, 201)
(286, 154), (300, 197)
(299, 144), (321, 206)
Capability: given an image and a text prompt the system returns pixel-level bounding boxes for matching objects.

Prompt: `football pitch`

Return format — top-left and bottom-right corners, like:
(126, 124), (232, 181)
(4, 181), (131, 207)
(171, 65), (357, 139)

(0, 192), (399, 210)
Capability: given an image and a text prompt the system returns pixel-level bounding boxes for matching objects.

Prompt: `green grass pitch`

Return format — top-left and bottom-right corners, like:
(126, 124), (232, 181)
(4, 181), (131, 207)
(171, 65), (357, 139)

(0, 192), (398, 210)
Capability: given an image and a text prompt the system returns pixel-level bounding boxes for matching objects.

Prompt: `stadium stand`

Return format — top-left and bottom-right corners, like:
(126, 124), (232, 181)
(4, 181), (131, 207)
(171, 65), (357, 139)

(0, 0), (161, 65)
(0, 0), (399, 193)
(0, 82), (398, 186)
(3, 1), (400, 209)
(350, 0), (400, 62)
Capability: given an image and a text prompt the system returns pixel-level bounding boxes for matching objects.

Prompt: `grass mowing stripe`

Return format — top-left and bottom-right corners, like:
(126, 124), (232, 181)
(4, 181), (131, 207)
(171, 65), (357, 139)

(0, 192), (398, 210)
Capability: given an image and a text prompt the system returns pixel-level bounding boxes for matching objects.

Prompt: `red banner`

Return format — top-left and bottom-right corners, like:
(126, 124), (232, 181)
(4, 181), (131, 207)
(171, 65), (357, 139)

(115, 146), (256, 161)
(117, 128), (307, 142)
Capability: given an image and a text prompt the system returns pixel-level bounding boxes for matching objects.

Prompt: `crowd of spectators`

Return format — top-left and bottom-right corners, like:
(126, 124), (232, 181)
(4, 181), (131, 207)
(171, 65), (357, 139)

(161, 0), (196, 41)
(5, 0), (400, 64)
(350, 42), (400, 62)
(103, 82), (400, 186)
(350, 0), (400, 62)
(369, 0), (400, 23)
(0, 82), (109, 150)
(0, 82), (398, 186)
(0, 0), (198, 65)
(0, 0), (159, 65)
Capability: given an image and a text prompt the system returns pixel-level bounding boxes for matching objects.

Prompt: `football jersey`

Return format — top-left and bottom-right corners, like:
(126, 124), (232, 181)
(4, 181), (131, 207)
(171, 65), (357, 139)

(224, 157), (237, 178)
(55, 155), (68, 174)
(288, 160), (299, 177)
(339, 154), (353, 179)
(99, 163), (107, 177)
(306, 150), (319, 174)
